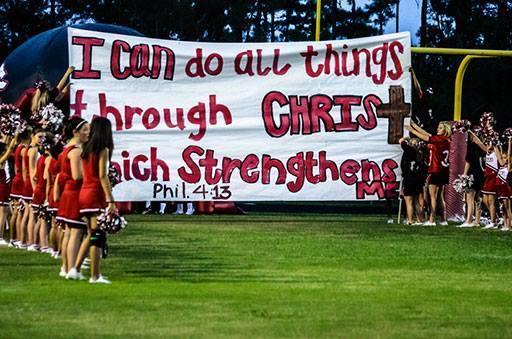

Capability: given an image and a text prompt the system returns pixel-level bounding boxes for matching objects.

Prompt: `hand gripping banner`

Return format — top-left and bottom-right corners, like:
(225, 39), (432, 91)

(68, 28), (411, 201)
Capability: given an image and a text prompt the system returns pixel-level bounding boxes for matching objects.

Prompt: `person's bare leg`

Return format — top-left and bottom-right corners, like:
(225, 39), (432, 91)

(39, 219), (48, 250)
(465, 191), (475, 224)
(61, 227), (70, 274)
(20, 203), (30, 245)
(27, 207), (36, 246)
(428, 185), (439, 223)
(75, 218), (91, 271)
(488, 195), (496, 224)
(89, 217), (103, 280)
(66, 228), (84, 272)
(33, 215), (41, 247)
(15, 203), (23, 242)
(9, 205), (17, 241)
(0, 206), (7, 240)
(49, 218), (57, 252)
(404, 196), (414, 224)
(474, 192), (482, 225)
(440, 186), (447, 222)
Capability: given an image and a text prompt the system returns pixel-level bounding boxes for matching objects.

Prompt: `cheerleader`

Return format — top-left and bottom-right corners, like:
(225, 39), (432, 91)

(399, 137), (426, 225)
(9, 129), (30, 248)
(469, 131), (500, 228)
(0, 135), (18, 245)
(407, 120), (451, 225)
(44, 140), (63, 257)
(24, 128), (45, 251)
(79, 117), (114, 284)
(459, 128), (486, 227)
(31, 134), (52, 253)
(55, 117), (89, 279)
(496, 140), (511, 231)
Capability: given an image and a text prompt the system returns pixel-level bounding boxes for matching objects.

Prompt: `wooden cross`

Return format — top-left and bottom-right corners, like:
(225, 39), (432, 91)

(376, 85), (411, 144)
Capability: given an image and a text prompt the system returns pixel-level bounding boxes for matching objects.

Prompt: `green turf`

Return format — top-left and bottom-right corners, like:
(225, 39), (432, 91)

(1, 213), (512, 338)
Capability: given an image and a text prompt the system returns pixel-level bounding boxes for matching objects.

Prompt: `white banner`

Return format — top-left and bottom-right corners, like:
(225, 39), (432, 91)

(68, 28), (411, 201)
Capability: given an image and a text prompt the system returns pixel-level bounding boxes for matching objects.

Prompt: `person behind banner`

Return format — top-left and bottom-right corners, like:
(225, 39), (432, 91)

(79, 117), (115, 284)
(458, 127), (486, 227)
(406, 120), (451, 226)
(399, 137), (426, 225)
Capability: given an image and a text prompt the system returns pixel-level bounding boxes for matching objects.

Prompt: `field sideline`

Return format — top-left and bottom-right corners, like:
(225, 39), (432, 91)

(1, 213), (512, 338)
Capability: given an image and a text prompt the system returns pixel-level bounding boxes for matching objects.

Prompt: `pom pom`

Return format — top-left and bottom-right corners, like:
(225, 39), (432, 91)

(39, 104), (65, 134)
(451, 120), (471, 133)
(34, 80), (50, 91)
(482, 128), (501, 147)
(452, 174), (474, 193)
(503, 128), (512, 140)
(98, 210), (127, 234)
(480, 112), (495, 129)
(108, 165), (122, 188)
(39, 135), (53, 152)
(471, 125), (483, 137)
(0, 104), (27, 136)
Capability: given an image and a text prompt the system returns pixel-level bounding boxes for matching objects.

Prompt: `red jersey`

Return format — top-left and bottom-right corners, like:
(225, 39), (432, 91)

(34, 154), (47, 190)
(13, 144), (25, 177)
(428, 135), (450, 174)
(82, 153), (101, 189)
(484, 151), (498, 175)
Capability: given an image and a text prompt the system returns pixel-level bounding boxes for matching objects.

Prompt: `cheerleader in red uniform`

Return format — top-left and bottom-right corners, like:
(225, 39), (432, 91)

(55, 118), (90, 279)
(9, 129), (30, 247)
(31, 134), (52, 253)
(44, 141), (63, 257)
(79, 117), (115, 284)
(469, 132), (501, 228)
(23, 128), (45, 251)
(0, 135), (18, 246)
(496, 139), (511, 231)
(407, 121), (451, 225)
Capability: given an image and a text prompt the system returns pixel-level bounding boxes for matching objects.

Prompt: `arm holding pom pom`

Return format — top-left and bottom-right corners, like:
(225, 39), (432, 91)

(469, 130), (488, 153)
(406, 122), (430, 142)
(0, 133), (18, 165)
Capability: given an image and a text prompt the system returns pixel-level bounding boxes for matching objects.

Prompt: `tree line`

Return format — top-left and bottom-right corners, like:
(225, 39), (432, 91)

(1, 0), (511, 125)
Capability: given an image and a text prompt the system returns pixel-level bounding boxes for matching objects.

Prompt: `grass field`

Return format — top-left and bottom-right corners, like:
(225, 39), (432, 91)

(1, 213), (512, 338)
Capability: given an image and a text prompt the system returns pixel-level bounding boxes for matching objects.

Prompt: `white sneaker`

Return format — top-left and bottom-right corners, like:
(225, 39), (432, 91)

(27, 245), (38, 252)
(439, 221), (449, 226)
(413, 222), (424, 226)
(89, 275), (111, 284)
(59, 267), (67, 278)
(423, 221), (436, 226)
(387, 219), (394, 224)
(84, 258), (91, 264)
(66, 267), (80, 280)
(500, 227), (510, 231)
(457, 222), (474, 228)
(483, 223), (497, 230)
(185, 207), (195, 215)
(0, 239), (8, 246)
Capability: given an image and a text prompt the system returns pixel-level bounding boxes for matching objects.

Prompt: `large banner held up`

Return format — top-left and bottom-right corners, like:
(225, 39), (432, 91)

(68, 28), (411, 201)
